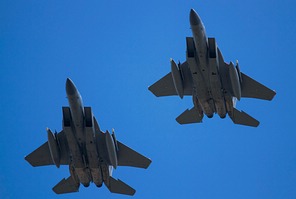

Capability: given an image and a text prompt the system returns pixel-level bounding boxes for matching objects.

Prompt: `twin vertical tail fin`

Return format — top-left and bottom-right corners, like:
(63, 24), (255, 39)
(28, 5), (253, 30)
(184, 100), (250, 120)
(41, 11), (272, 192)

(106, 176), (136, 196)
(230, 108), (259, 127)
(52, 176), (80, 194)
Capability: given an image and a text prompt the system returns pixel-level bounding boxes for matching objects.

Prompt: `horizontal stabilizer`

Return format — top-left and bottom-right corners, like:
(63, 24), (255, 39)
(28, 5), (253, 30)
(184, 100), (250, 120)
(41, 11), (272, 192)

(117, 141), (151, 169)
(176, 107), (203, 124)
(106, 177), (135, 196)
(52, 176), (80, 194)
(25, 142), (54, 167)
(241, 72), (276, 100)
(230, 108), (259, 127)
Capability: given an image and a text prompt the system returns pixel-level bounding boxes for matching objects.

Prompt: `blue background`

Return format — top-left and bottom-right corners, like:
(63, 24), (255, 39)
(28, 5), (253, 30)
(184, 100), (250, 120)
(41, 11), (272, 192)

(1, 0), (295, 198)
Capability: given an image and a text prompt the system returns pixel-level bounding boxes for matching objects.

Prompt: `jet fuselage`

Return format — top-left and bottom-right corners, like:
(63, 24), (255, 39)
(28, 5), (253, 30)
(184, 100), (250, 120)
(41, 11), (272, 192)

(66, 78), (85, 146)
(64, 78), (99, 187)
(188, 9), (227, 118)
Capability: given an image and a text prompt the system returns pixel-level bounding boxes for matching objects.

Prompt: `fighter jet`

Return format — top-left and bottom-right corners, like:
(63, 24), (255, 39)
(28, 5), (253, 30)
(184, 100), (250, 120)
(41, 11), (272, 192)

(25, 78), (151, 195)
(149, 9), (276, 127)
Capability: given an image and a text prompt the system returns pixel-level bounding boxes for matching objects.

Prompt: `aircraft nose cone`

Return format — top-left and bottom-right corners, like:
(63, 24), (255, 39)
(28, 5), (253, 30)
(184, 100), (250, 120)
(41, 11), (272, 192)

(66, 78), (77, 95)
(190, 9), (201, 26)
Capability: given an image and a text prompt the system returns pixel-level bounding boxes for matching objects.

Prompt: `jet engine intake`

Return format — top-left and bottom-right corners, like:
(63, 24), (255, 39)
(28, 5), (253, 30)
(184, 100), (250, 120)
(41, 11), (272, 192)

(186, 37), (195, 58)
(208, 38), (217, 58)
(62, 107), (71, 127)
(84, 107), (94, 128)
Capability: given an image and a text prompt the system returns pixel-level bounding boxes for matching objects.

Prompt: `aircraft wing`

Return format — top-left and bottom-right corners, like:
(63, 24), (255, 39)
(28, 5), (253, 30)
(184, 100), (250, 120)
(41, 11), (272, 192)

(148, 61), (193, 97)
(25, 130), (69, 167)
(117, 141), (151, 169)
(240, 72), (276, 100)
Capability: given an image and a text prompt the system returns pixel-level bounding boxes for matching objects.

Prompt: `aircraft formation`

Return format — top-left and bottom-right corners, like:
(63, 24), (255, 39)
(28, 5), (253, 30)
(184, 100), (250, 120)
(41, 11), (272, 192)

(25, 9), (276, 195)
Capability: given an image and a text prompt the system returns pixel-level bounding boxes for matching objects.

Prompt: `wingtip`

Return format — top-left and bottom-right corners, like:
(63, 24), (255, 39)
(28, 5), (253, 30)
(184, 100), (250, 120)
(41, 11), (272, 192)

(145, 158), (152, 169)
(271, 90), (277, 100)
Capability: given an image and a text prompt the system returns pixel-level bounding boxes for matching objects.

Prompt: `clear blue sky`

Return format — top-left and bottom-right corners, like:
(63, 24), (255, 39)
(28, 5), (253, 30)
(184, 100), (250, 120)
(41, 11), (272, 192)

(1, 0), (296, 198)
